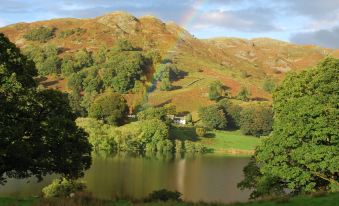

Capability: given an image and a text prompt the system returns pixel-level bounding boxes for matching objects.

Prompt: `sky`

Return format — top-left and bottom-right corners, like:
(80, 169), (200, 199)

(0, 0), (338, 48)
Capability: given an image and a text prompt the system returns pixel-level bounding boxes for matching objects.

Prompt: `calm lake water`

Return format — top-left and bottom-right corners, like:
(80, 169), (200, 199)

(0, 154), (251, 203)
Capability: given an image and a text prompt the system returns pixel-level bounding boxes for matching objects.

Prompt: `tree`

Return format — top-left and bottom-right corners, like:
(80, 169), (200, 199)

(236, 87), (251, 101)
(116, 39), (135, 51)
(198, 105), (227, 129)
(0, 33), (92, 184)
(239, 105), (273, 137)
(208, 80), (228, 101)
(74, 49), (93, 70)
(103, 51), (146, 93)
(218, 98), (242, 129)
(23, 44), (61, 75)
(88, 92), (128, 125)
(160, 77), (172, 91)
(238, 57), (339, 198)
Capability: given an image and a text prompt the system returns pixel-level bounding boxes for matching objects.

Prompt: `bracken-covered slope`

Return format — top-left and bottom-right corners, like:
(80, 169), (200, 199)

(1, 11), (338, 115)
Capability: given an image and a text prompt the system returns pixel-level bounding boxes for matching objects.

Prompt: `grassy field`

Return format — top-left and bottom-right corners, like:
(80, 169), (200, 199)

(170, 127), (261, 155)
(1, 192), (338, 206)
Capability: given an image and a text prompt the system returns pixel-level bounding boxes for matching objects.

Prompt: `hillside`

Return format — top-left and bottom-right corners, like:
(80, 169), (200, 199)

(1, 11), (338, 116)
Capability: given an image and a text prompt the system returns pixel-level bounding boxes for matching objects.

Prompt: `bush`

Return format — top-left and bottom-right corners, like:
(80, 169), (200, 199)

(42, 178), (86, 198)
(236, 87), (251, 101)
(147, 189), (182, 202)
(24, 26), (55, 42)
(58, 28), (86, 39)
(240, 105), (273, 136)
(195, 127), (206, 137)
(263, 78), (276, 93)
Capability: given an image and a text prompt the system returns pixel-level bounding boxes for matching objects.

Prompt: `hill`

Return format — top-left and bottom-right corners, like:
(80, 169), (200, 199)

(1, 11), (338, 117)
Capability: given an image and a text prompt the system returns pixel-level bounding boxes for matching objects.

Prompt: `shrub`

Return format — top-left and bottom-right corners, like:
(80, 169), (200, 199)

(42, 178), (86, 198)
(24, 26), (55, 42)
(58, 28), (86, 39)
(195, 127), (206, 137)
(147, 189), (182, 202)
(236, 87), (251, 101)
(263, 78), (276, 93)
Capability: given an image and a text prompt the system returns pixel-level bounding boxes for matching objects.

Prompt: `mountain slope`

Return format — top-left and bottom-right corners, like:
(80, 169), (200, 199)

(0, 11), (337, 116)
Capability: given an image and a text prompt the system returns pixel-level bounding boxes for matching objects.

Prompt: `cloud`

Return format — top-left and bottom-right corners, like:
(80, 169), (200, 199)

(290, 26), (339, 49)
(192, 8), (279, 32)
(285, 0), (339, 19)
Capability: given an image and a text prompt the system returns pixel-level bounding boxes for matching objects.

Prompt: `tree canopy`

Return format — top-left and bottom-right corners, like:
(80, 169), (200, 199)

(238, 57), (339, 198)
(88, 92), (128, 125)
(0, 33), (91, 184)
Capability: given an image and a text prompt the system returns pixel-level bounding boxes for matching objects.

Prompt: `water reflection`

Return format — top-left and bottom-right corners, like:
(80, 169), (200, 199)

(0, 154), (251, 203)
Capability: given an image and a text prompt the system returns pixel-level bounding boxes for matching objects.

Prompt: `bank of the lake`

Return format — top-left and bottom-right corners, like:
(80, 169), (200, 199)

(1, 192), (338, 206)
(170, 127), (260, 155)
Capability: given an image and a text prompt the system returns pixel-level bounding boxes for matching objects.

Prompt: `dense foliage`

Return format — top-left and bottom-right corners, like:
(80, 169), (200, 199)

(238, 57), (339, 198)
(24, 26), (55, 42)
(24, 45), (61, 75)
(88, 92), (128, 125)
(198, 105), (228, 129)
(239, 105), (273, 137)
(42, 178), (86, 198)
(102, 51), (146, 93)
(0, 33), (91, 184)
(217, 99), (243, 129)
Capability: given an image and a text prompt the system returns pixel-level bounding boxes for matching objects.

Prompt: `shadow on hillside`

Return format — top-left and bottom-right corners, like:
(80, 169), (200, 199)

(41, 80), (60, 87)
(170, 85), (182, 90)
(251, 97), (269, 101)
(156, 99), (172, 107)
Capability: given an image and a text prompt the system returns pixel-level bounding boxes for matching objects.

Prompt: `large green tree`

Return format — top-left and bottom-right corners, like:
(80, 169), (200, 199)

(103, 51), (146, 93)
(198, 105), (227, 129)
(238, 57), (339, 198)
(88, 92), (128, 125)
(239, 105), (273, 137)
(0, 33), (91, 184)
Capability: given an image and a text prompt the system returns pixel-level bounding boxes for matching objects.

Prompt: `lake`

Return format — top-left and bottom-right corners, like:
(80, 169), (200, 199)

(0, 154), (251, 203)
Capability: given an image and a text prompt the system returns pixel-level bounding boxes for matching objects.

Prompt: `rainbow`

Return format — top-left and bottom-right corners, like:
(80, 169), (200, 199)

(143, 0), (208, 106)
(163, 0), (207, 59)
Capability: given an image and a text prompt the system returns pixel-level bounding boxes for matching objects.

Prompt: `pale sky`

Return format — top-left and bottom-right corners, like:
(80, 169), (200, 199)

(0, 0), (338, 48)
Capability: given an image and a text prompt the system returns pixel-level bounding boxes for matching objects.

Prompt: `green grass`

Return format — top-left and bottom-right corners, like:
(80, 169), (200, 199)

(0, 197), (38, 206)
(170, 127), (261, 155)
(1, 193), (338, 206)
